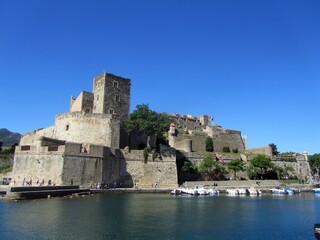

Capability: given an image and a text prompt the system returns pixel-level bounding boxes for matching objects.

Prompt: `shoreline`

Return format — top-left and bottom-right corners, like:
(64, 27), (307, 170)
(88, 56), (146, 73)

(1, 181), (318, 200)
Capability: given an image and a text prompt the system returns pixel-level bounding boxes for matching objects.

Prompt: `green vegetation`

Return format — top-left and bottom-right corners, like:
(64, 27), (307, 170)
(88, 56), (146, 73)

(125, 104), (171, 148)
(222, 146), (230, 153)
(0, 143), (18, 154)
(269, 143), (279, 156)
(143, 147), (151, 163)
(181, 161), (194, 173)
(227, 159), (245, 180)
(280, 179), (299, 184)
(0, 164), (11, 174)
(205, 137), (213, 152)
(198, 154), (228, 180)
(309, 153), (320, 175)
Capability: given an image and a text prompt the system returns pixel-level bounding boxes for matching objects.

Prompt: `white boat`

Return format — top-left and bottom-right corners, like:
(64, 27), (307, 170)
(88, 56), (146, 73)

(238, 188), (247, 195)
(170, 188), (187, 195)
(226, 189), (239, 196)
(271, 188), (286, 194)
(226, 188), (247, 196)
(285, 188), (300, 194)
(246, 187), (262, 196)
(284, 188), (294, 195)
(171, 185), (219, 196)
(206, 188), (220, 195)
(191, 185), (208, 195)
(314, 188), (320, 194)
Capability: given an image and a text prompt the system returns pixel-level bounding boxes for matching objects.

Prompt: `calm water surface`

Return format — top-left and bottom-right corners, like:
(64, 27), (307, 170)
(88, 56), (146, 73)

(0, 192), (319, 240)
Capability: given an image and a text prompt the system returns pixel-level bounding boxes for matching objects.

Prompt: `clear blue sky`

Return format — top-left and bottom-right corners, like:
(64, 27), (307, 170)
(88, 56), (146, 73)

(1, 0), (319, 154)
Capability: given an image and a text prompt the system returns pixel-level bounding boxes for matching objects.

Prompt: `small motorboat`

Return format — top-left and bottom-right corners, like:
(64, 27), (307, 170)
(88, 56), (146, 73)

(270, 187), (286, 194)
(246, 187), (262, 196)
(285, 188), (300, 194)
(206, 188), (219, 195)
(226, 189), (239, 196)
(314, 188), (320, 194)
(315, 224), (320, 239)
(238, 188), (247, 195)
(226, 188), (247, 196)
(284, 188), (294, 195)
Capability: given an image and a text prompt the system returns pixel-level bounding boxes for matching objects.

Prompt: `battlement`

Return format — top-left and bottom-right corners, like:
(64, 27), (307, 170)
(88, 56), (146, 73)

(167, 113), (213, 130)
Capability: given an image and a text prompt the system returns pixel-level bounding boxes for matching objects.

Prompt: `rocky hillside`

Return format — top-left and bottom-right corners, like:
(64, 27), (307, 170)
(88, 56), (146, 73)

(0, 128), (21, 147)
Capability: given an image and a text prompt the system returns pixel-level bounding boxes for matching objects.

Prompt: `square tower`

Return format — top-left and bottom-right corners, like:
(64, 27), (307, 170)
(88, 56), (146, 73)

(93, 73), (131, 119)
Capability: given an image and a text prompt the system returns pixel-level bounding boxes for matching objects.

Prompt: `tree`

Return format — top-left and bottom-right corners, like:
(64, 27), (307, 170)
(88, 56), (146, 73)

(269, 143), (279, 156)
(250, 154), (273, 179)
(125, 104), (171, 147)
(309, 154), (320, 175)
(205, 137), (214, 152)
(246, 165), (260, 180)
(2, 142), (18, 154)
(198, 154), (228, 180)
(223, 146), (230, 153)
(227, 159), (245, 180)
(0, 141), (2, 152)
(181, 161), (194, 173)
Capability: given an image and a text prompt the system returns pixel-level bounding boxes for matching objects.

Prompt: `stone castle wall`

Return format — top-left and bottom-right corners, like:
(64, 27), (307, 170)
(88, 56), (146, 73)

(204, 126), (245, 152)
(70, 91), (94, 113)
(12, 145), (65, 186)
(93, 73), (131, 119)
(54, 112), (121, 148)
(12, 140), (178, 188)
(20, 126), (56, 146)
(119, 146), (178, 188)
(246, 146), (273, 157)
(171, 125), (245, 153)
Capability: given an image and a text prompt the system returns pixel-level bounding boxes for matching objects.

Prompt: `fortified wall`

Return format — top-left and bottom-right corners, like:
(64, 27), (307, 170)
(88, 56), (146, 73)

(12, 137), (178, 188)
(20, 113), (121, 148)
(168, 121), (245, 153)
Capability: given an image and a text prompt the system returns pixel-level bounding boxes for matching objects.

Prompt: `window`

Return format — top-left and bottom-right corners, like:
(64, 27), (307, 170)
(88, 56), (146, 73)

(115, 94), (120, 102)
(109, 108), (114, 114)
(113, 81), (118, 88)
(66, 124), (70, 131)
(97, 95), (99, 101)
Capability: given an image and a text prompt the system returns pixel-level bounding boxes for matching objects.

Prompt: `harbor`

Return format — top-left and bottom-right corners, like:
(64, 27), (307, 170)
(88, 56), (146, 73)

(1, 180), (319, 200)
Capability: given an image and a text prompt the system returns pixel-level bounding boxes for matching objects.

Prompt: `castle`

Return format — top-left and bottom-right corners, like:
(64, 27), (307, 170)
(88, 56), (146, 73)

(12, 71), (309, 187)
(12, 73), (178, 188)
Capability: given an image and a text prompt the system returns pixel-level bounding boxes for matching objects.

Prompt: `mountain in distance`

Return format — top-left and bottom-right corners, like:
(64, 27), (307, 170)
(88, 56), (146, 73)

(0, 128), (21, 147)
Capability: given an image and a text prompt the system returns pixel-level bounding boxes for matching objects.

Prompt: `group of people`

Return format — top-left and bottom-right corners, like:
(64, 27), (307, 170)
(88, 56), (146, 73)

(20, 178), (51, 187)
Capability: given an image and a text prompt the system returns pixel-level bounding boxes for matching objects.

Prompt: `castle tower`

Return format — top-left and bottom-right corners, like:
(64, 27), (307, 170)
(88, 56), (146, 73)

(93, 72), (131, 119)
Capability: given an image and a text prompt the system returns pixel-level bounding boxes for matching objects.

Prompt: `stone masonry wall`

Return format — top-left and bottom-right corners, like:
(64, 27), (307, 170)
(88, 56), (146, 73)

(93, 73), (131, 120)
(118, 148), (178, 188)
(62, 155), (103, 187)
(103, 73), (131, 119)
(20, 126), (56, 146)
(70, 91), (94, 113)
(12, 151), (64, 186)
(54, 112), (120, 148)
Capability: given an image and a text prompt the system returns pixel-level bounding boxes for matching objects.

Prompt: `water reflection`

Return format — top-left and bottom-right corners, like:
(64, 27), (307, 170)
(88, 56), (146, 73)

(0, 193), (319, 240)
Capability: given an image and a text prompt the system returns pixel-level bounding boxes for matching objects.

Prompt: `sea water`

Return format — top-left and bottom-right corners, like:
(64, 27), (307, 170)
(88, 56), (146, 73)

(0, 192), (319, 240)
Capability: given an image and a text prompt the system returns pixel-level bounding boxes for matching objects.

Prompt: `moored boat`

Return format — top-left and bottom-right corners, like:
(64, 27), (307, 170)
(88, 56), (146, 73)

(315, 224), (320, 239)
(313, 188), (320, 194)
(246, 187), (262, 196)
(270, 187), (286, 194)
(171, 185), (219, 196)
